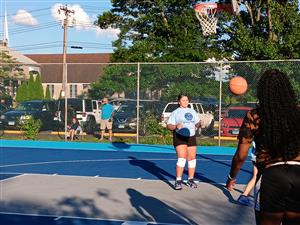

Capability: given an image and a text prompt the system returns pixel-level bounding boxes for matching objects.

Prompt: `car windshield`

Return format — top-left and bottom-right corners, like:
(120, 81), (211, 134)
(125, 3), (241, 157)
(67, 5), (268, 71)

(227, 109), (249, 118)
(116, 104), (137, 115)
(15, 102), (43, 111)
(164, 104), (179, 112)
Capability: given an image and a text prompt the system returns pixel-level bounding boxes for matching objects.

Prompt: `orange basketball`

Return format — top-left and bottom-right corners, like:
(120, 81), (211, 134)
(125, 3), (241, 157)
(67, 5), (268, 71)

(229, 76), (248, 95)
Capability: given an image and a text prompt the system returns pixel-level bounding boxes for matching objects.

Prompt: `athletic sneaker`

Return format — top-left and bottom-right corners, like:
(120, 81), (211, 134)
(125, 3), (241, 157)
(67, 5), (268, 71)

(174, 180), (182, 190)
(187, 178), (197, 188)
(237, 195), (251, 206)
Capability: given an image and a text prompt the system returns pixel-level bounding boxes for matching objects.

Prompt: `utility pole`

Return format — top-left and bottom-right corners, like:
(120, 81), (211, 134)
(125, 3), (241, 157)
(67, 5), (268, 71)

(58, 5), (75, 141)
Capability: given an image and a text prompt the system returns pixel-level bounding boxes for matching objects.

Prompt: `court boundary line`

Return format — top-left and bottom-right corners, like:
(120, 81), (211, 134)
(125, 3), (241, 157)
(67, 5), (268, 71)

(0, 211), (191, 225)
(0, 172), (231, 185)
(0, 173), (25, 183)
(0, 157), (252, 168)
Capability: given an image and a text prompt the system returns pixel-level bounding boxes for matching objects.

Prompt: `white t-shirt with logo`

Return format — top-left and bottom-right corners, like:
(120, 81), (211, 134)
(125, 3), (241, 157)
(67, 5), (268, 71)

(167, 107), (200, 137)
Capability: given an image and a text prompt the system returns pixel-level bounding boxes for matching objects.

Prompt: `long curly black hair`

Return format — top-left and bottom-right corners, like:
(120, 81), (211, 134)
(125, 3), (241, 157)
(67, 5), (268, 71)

(257, 69), (300, 160)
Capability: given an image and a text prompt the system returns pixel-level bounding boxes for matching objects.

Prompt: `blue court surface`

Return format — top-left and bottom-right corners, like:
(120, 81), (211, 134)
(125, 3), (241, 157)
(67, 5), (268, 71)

(0, 140), (255, 225)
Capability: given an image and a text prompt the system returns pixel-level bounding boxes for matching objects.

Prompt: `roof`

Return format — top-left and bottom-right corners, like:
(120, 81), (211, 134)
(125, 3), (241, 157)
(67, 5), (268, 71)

(25, 53), (111, 83)
(25, 53), (111, 63)
(0, 46), (39, 65)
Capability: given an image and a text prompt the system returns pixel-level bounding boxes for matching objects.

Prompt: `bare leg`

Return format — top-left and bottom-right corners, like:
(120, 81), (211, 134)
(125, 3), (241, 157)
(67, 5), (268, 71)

(175, 145), (187, 179)
(243, 165), (258, 196)
(70, 129), (75, 141)
(100, 130), (104, 140)
(109, 129), (113, 141)
(187, 146), (197, 179)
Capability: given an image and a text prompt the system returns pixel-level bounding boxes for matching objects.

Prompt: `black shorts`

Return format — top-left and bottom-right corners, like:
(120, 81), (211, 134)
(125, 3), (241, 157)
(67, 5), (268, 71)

(254, 164), (300, 212)
(173, 132), (197, 147)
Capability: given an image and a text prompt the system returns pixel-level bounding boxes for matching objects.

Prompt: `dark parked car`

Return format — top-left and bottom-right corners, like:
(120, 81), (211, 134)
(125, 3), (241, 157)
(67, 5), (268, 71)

(112, 100), (164, 134)
(1, 100), (56, 130)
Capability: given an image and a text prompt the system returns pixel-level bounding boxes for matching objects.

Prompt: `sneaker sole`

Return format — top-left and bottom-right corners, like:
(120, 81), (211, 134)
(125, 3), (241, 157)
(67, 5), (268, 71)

(174, 187), (182, 190)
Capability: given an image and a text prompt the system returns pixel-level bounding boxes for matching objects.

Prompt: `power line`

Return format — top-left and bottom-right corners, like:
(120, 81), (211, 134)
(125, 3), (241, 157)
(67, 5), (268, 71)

(0, 7), (51, 18)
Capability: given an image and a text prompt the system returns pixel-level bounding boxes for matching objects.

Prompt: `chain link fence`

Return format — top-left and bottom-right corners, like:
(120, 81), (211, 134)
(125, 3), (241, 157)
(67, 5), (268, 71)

(0, 61), (299, 146)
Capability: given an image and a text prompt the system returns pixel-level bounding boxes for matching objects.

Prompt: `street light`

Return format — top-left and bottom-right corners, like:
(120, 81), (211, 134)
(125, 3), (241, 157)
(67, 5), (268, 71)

(70, 46), (83, 49)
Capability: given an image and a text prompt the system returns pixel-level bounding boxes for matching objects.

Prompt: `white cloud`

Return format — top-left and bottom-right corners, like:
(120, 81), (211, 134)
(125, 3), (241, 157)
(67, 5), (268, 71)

(13, 10), (38, 26)
(52, 3), (92, 29)
(52, 3), (119, 39)
(96, 27), (120, 39)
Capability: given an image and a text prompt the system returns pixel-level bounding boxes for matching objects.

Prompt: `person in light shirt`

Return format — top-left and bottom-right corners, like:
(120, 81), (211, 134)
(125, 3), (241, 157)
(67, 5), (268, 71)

(167, 94), (202, 190)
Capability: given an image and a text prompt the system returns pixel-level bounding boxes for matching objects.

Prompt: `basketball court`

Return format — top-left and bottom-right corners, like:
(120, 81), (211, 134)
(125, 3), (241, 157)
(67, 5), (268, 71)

(0, 140), (255, 225)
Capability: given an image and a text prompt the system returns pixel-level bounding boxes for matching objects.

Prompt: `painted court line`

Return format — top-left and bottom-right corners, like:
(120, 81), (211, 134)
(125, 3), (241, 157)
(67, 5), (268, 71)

(0, 173), (227, 185)
(0, 173), (26, 182)
(0, 158), (251, 168)
(0, 211), (189, 225)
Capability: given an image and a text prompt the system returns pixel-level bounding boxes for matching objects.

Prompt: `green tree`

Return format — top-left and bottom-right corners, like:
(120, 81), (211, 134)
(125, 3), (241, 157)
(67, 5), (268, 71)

(34, 74), (44, 100)
(92, 1), (300, 100)
(96, 0), (223, 62)
(0, 50), (25, 101)
(16, 83), (24, 103)
(27, 73), (35, 100)
(221, 0), (300, 60)
(45, 86), (51, 100)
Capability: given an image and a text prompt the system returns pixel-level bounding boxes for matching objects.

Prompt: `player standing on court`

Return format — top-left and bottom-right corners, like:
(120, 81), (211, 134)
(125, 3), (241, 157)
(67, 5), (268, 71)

(167, 94), (202, 190)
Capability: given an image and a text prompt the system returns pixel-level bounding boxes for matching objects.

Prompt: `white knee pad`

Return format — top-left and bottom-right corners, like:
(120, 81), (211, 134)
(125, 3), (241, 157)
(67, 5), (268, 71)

(188, 159), (197, 168)
(176, 158), (186, 168)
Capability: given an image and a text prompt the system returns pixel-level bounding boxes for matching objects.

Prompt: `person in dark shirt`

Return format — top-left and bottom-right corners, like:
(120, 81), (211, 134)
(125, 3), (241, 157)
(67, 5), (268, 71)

(226, 69), (300, 225)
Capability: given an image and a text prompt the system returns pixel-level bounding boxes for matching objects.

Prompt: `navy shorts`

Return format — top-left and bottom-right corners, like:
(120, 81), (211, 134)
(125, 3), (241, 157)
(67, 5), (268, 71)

(254, 163), (300, 212)
(173, 132), (197, 147)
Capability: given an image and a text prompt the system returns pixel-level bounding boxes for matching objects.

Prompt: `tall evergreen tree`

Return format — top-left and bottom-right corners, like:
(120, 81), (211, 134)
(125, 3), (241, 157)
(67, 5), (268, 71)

(45, 86), (51, 100)
(34, 74), (44, 100)
(27, 73), (35, 100)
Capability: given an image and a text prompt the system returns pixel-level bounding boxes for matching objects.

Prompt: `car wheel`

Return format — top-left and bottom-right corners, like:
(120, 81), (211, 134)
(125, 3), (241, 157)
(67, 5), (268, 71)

(86, 116), (96, 134)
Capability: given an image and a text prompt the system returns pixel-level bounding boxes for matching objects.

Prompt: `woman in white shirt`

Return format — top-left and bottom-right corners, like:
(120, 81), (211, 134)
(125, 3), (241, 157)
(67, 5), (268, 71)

(167, 94), (201, 190)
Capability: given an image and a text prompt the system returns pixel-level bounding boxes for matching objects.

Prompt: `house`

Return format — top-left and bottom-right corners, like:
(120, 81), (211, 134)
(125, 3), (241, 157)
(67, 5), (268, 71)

(25, 53), (111, 99)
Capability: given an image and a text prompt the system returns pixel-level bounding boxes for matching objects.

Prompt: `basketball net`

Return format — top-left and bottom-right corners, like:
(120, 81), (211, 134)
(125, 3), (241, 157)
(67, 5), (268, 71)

(194, 3), (235, 36)
(194, 4), (219, 36)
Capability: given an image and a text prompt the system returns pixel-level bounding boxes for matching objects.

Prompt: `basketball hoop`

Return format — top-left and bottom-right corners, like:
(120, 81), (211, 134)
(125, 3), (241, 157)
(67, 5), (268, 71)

(194, 2), (235, 36)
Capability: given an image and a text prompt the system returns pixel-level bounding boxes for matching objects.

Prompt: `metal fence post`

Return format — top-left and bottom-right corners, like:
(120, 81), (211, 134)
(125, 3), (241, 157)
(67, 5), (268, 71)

(136, 63), (140, 144)
(218, 62), (223, 147)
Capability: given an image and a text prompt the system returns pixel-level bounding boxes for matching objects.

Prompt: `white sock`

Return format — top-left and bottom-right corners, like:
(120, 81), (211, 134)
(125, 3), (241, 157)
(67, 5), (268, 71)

(176, 177), (182, 181)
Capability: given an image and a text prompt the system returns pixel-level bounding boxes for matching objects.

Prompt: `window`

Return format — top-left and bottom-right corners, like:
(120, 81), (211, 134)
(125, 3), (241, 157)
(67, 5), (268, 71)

(47, 85), (55, 97)
(85, 99), (92, 112)
(70, 85), (77, 98)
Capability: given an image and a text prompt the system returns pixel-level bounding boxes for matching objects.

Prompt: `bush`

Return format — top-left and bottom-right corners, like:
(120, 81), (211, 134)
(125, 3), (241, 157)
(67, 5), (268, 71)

(142, 114), (171, 136)
(18, 117), (41, 140)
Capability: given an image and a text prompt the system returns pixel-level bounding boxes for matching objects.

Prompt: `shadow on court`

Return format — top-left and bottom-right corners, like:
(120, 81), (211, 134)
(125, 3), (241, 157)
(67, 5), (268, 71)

(128, 156), (175, 188)
(199, 154), (252, 175)
(127, 188), (198, 224)
(111, 141), (131, 150)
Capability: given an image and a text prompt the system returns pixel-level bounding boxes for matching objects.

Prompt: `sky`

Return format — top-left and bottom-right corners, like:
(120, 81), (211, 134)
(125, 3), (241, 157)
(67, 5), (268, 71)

(0, 0), (119, 54)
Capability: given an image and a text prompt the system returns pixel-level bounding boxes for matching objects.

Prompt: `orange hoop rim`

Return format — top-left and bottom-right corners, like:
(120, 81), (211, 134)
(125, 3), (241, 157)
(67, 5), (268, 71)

(193, 3), (234, 14)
